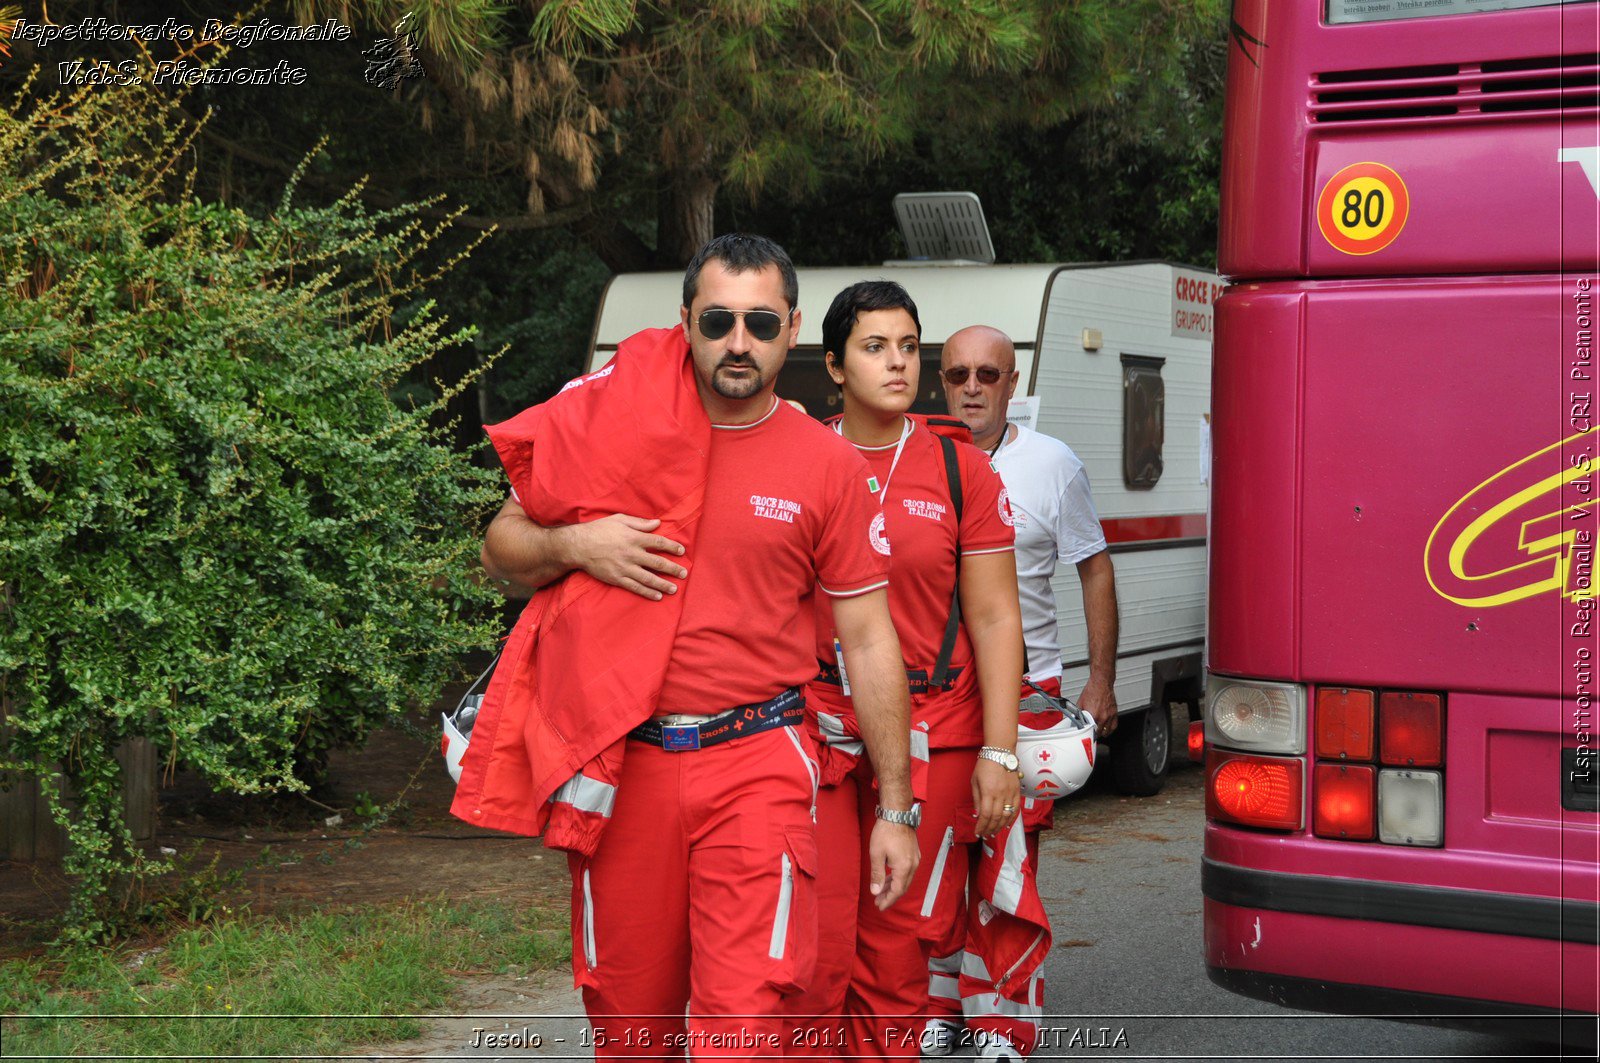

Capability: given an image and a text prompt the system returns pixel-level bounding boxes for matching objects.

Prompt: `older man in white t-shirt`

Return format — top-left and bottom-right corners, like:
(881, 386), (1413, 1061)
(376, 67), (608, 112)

(917, 325), (1120, 1062)
(942, 326), (1119, 732)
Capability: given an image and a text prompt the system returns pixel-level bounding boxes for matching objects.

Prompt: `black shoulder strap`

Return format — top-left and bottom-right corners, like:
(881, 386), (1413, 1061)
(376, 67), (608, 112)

(930, 435), (964, 687)
(938, 434), (964, 522)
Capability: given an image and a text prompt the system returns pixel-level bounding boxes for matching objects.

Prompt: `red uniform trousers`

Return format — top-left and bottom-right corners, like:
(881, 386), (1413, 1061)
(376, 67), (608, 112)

(924, 829), (1046, 1054)
(786, 749), (979, 1060)
(819, 748), (979, 1059)
(923, 677), (1063, 1055)
(569, 724), (821, 1061)
(783, 765), (866, 1063)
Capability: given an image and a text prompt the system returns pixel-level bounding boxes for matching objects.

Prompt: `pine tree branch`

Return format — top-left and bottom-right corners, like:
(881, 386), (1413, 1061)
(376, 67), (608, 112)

(193, 122), (589, 232)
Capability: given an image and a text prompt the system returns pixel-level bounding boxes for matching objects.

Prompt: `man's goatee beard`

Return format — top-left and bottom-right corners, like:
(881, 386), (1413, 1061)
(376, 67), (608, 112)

(713, 364), (764, 399)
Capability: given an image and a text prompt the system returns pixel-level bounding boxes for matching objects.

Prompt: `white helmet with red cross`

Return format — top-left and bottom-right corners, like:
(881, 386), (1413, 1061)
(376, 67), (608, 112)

(441, 701), (478, 784)
(441, 651), (500, 784)
(1017, 698), (1097, 800)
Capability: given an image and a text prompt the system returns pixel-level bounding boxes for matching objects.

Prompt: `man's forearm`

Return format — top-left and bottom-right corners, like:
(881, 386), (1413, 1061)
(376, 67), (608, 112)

(484, 503), (688, 601)
(1079, 551), (1119, 684)
(481, 509), (579, 591)
(845, 637), (914, 809)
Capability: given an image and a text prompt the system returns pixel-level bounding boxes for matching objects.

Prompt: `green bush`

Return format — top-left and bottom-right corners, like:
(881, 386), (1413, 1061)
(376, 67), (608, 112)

(0, 81), (503, 938)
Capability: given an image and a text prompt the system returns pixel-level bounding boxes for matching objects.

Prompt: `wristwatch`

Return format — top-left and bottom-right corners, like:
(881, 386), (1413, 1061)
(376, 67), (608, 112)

(978, 746), (1020, 773)
(874, 803), (922, 828)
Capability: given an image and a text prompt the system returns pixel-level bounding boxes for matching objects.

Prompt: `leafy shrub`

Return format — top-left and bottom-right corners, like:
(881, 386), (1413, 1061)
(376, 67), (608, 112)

(0, 80), (502, 938)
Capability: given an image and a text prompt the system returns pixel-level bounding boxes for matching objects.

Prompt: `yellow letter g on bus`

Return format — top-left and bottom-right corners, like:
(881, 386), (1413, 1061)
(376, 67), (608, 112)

(1425, 428), (1598, 608)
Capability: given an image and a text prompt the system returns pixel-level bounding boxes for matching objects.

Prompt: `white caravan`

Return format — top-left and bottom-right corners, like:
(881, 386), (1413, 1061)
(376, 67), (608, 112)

(585, 261), (1216, 795)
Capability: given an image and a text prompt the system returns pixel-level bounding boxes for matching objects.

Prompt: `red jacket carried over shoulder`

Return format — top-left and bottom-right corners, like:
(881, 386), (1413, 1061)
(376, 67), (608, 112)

(450, 327), (709, 855)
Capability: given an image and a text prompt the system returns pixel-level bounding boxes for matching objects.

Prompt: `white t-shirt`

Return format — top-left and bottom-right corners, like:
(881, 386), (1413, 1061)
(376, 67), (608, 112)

(990, 423), (1107, 682)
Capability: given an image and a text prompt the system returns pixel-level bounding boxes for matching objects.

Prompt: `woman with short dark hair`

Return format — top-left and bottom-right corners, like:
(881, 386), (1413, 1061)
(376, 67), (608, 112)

(788, 280), (1025, 1061)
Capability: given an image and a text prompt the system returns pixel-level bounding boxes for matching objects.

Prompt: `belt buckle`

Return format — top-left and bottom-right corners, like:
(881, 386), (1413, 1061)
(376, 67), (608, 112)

(661, 722), (702, 752)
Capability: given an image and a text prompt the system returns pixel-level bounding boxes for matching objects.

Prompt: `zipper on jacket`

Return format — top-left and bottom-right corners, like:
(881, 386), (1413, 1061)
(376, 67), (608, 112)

(996, 928), (1046, 990)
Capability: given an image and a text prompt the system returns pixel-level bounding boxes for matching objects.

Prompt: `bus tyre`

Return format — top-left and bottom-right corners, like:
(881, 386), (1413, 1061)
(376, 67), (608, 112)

(1110, 705), (1171, 796)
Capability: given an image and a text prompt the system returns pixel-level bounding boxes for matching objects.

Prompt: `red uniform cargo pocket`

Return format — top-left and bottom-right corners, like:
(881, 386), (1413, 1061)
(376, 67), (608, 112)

(766, 825), (819, 994)
(916, 825), (964, 941)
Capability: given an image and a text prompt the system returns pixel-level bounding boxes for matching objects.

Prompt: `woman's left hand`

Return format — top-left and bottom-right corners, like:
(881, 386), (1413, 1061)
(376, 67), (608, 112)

(971, 756), (1022, 838)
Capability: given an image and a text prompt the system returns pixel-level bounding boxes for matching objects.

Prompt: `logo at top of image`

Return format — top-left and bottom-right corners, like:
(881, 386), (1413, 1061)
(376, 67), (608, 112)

(1425, 427), (1597, 608)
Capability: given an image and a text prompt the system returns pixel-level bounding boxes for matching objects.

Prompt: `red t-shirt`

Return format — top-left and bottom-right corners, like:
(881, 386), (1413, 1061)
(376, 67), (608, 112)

(655, 401), (890, 713)
(811, 420), (1014, 746)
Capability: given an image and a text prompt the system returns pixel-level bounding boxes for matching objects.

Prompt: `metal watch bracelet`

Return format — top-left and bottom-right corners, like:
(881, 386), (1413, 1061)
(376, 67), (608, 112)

(873, 803), (921, 828)
(978, 745), (1021, 773)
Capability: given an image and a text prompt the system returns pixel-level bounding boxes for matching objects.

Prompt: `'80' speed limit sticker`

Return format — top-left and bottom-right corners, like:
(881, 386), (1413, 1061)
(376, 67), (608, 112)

(1317, 162), (1410, 255)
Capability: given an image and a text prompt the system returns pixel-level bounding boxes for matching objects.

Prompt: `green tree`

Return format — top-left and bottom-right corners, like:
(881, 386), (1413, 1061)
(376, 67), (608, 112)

(0, 80), (502, 937)
(302, 0), (1225, 269)
(728, 0), (1228, 268)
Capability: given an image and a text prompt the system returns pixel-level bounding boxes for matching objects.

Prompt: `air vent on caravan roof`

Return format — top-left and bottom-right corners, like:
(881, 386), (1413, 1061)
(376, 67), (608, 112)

(889, 192), (995, 265)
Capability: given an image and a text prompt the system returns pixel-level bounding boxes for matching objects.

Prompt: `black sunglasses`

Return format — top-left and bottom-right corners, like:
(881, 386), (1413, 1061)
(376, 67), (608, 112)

(696, 308), (789, 342)
(939, 366), (1008, 386)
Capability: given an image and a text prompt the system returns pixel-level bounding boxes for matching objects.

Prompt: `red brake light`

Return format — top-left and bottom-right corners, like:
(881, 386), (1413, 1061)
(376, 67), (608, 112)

(1187, 719), (1205, 762)
(1379, 692), (1443, 767)
(1315, 687), (1374, 760)
(1206, 749), (1303, 831)
(1313, 762), (1376, 840)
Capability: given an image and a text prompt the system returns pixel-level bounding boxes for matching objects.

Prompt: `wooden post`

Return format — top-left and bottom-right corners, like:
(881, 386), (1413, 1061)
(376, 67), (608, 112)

(0, 583), (156, 862)
(0, 752), (157, 862)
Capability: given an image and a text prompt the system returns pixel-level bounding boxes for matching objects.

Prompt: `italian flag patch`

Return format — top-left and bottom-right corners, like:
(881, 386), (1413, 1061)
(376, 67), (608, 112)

(867, 475), (881, 493)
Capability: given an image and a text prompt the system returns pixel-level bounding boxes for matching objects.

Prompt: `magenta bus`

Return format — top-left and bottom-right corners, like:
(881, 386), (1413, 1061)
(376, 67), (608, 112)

(1206, 0), (1600, 1046)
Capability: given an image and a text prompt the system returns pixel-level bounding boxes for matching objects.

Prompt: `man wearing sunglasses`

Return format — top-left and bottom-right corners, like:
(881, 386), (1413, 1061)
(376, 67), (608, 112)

(923, 325), (1121, 1062)
(473, 233), (919, 1059)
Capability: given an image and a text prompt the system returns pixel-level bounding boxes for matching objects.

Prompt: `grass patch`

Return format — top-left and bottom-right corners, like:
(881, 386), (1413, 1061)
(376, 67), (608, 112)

(0, 898), (569, 1059)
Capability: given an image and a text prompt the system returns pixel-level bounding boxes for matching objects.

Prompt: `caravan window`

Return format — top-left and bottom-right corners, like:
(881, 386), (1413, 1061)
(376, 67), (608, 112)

(778, 345), (949, 420)
(1121, 354), (1165, 488)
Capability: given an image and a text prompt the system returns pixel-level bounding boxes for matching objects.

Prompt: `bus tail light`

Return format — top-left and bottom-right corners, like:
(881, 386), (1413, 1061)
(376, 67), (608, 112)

(1313, 762), (1376, 840)
(1308, 685), (1446, 846)
(1315, 687), (1374, 760)
(1205, 676), (1306, 755)
(1206, 749), (1303, 831)
(1379, 692), (1443, 767)
(1378, 769), (1444, 847)
(1187, 720), (1205, 762)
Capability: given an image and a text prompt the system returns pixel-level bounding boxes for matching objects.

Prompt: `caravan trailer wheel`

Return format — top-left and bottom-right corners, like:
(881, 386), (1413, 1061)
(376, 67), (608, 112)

(1110, 704), (1172, 796)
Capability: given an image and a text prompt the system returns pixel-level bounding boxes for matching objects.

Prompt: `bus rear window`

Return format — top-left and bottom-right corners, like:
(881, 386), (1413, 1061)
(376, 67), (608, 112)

(1327, 0), (1580, 26)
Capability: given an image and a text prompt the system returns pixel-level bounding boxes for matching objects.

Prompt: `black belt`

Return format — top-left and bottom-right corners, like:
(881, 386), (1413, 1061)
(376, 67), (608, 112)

(813, 661), (964, 696)
(629, 687), (804, 751)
